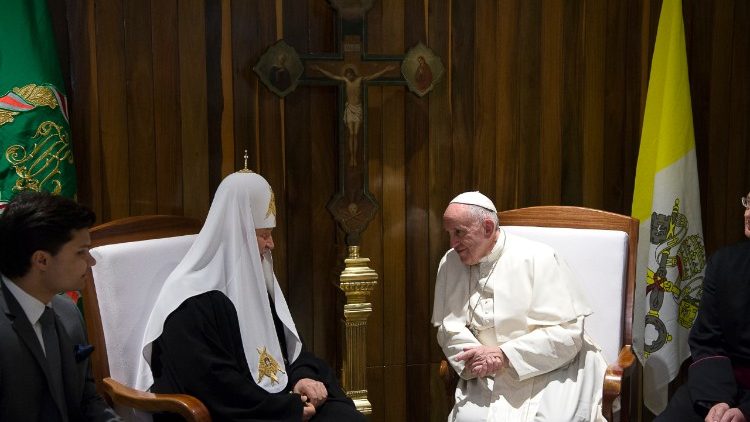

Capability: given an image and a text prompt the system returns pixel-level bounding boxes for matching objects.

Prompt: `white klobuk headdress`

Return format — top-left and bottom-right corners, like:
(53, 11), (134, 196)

(136, 171), (302, 393)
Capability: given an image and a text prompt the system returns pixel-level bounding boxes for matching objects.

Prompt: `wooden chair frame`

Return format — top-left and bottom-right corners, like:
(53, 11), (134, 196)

(439, 206), (637, 421)
(81, 215), (210, 421)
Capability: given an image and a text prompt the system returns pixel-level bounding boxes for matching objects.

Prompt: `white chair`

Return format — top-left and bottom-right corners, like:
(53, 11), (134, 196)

(440, 206), (637, 421)
(81, 215), (210, 422)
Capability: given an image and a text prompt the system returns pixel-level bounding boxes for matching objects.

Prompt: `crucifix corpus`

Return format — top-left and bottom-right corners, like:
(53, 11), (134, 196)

(312, 60), (395, 168)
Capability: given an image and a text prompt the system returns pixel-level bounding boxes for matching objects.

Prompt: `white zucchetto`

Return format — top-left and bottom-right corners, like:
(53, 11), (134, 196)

(450, 191), (497, 213)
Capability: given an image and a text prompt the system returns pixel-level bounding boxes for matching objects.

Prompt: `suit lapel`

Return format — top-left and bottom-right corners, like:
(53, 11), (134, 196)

(1, 280), (69, 421)
(1, 280), (48, 371)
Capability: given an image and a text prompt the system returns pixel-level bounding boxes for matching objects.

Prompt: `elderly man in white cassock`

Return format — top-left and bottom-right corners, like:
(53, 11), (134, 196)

(432, 191), (608, 422)
(135, 171), (364, 422)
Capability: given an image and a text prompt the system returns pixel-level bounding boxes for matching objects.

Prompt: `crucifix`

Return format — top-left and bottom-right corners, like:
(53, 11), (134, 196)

(305, 32), (403, 246)
(254, 3), (442, 245)
(252, 1), (443, 415)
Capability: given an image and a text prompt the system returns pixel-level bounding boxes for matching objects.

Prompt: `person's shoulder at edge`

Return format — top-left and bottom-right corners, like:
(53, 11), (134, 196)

(51, 293), (82, 319)
(51, 295), (86, 338)
(704, 239), (750, 272)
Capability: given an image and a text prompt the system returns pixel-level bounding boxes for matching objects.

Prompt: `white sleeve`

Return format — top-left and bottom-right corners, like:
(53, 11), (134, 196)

(437, 323), (483, 379)
(433, 252), (483, 379)
(499, 316), (584, 381)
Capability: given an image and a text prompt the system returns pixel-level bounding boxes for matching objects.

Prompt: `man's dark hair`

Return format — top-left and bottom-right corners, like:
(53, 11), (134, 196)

(0, 191), (96, 278)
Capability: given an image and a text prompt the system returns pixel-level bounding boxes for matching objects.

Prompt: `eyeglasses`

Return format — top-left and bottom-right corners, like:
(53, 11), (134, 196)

(742, 195), (750, 209)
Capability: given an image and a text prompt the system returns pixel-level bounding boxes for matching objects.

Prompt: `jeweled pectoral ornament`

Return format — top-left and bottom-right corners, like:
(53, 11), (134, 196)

(256, 346), (284, 385)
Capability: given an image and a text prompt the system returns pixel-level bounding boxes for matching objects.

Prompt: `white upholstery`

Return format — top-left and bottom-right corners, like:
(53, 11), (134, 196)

(502, 226), (628, 365)
(90, 235), (196, 421)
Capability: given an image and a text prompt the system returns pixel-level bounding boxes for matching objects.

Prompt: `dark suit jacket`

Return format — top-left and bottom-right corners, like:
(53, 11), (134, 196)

(0, 279), (118, 421)
(686, 240), (750, 415)
(657, 240), (750, 421)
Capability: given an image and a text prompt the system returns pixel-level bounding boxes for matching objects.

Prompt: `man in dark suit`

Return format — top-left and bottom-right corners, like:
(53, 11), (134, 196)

(0, 191), (120, 421)
(657, 193), (750, 422)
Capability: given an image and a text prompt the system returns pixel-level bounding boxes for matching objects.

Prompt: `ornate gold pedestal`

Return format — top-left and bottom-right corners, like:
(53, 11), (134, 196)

(338, 246), (377, 415)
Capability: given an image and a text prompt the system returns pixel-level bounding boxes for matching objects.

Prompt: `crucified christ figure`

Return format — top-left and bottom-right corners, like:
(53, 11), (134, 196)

(313, 64), (395, 166)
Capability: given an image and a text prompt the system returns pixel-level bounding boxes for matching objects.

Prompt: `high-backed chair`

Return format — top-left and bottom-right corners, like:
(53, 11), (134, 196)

(81, 215), (209, 421)
(439, 206), (637, 421)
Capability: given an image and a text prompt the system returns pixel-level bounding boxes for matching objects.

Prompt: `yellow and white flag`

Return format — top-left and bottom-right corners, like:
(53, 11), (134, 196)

(631, 0), (706, 414)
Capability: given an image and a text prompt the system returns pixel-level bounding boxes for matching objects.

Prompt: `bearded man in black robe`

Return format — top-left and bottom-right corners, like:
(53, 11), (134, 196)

(136, 171), (364, 422)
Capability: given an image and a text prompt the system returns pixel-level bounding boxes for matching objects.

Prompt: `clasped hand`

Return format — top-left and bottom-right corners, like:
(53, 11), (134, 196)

(706, 403), (747, 422)
(455, 345), (506, 377)
(294, 378), (328, 421)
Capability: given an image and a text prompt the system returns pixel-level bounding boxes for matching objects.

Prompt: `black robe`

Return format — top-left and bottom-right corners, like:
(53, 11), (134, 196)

(150, 291), (364, 422)
(657, 240), (750, 421)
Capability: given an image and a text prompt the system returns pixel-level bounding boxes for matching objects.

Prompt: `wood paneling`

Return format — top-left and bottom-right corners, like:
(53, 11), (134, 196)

(178, 0), (209, 220)
(494, 0), (520, 211)
(539, 0), (563, 205)
(61, 0), (208, 221)
(95, 0), (129, 221)
(449, 1), (474, 195)
(151, 0), (182, 216)
(517, 0), (542, 206)
(582, 0), (607, 209)
(55, 0), (750, 420)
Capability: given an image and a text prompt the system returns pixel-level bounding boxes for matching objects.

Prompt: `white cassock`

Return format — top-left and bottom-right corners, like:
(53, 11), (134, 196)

(432, 230), (607, 422)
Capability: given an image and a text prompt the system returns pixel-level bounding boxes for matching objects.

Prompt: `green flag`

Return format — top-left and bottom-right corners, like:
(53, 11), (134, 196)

(0, 0), (77, 210)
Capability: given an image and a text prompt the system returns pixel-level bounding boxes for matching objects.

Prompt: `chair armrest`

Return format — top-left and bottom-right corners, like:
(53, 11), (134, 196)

(439, 359), (458, 403)
(602, 345), (636, 421)
(102, 377), (212, 422)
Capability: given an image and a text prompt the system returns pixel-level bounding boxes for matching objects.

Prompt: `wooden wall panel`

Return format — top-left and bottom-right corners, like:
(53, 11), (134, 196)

(365, 84), (385, 369)
(474, 1), (498, 192)
(55, 0), (750, 420)
(61, 0), (209, 222)
(602, 0), (628, 212)
(230, 1), (260, 171)
(64, 0), (103, 216)
(518, 0), (542, 206)
(151, 0), (183, 215)
(686, 0), (713, 253)
(621, 0), (646, 213)
(283, 0), (314, 358)
(540, 0), (563, 204)
(705, 1), (734, 252)
(303, 2), (338, 366)
(95, 0), (129, 221)
(205, 0), (225, 191)
(124, 0), (156, 216)
(178, 0), (210, 220)
(560, 0), (584, 205)
(494, 0), (520, 211)
(449, 1), (474, 194)
(404, 0), (431, 419)
(426, 2), (454, 418)
(582, 0), (607, 209)
(255, 0), (287, 291)
(363, 84), (386, 419)
(379, 83), (407, 420)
